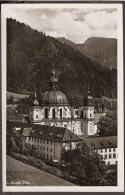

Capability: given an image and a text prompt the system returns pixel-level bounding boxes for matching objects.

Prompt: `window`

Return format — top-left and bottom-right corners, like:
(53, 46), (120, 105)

(80, 111), (83, 118)
(104, 155), (107, 159)
(60, 108), (62, 118)
(113, 148), (115, 152)
(40, 139), (42, 143)
(47, 148), (48, 151)
(113, 154), (116, 158)
(100, 149), (103, 153)
(75, 110), (78, 115)
(109, 154), (112, 159)
(85, 113), (86, 117)
(36, 110), (38, 112)
(43, 140), (45, 144)
(36, 115), (38, 118)
(51, 141), (52, 145)
(52, 108), (56, 118)
(105, 149), (107, 152)
(109, 148), (111, 152)
(47, 140), (49, 144)
(45, 108), (48, 119)
(90, 113), (92, 117)
(108, 161), (110, 165)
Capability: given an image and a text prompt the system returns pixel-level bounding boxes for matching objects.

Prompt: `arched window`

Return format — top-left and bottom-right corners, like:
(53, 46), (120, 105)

(60, 108), (62, 118)
(80, 111), (83, 118)
(52, 108), (55, 118)
(90, 113), (92, 117)
(45, 108), (48, 119)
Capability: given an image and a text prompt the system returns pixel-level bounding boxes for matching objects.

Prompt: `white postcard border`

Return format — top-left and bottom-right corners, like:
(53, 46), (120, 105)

(1, 3), (124, 192)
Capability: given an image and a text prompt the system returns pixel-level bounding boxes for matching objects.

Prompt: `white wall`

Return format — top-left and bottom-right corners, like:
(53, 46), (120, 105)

(30, 107), (41, 122)
(94, 148), (118, 165)
(27, 137), (79, 163)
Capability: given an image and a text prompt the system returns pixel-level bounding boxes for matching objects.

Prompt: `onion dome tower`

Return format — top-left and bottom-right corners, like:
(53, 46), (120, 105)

(41, 64), (71, 119)
(30, 89), (41, 123)
(41, 64), (68, 106)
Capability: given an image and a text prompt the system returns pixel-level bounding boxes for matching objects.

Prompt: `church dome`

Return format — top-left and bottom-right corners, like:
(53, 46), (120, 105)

(41, 64), (68, 106)
(41, 90), (68, 106)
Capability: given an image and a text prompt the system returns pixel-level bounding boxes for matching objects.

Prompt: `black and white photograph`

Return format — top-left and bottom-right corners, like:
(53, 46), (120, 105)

(1, 3), (124, 192)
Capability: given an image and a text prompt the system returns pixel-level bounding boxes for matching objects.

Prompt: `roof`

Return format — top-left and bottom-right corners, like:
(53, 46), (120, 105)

(29, 125), (81, 143)
(94, 113), (106, 124)
(7, 116), (29, 123)
(83, 136), (117, 149)
(7, 121), (81, 143)
(23, 127), (32, 136)
(7, 121), (32, 134)
(41, 90), (68, 106)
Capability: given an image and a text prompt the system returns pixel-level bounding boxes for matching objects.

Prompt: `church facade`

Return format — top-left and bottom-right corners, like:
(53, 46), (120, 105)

(29, 66), (97, 136)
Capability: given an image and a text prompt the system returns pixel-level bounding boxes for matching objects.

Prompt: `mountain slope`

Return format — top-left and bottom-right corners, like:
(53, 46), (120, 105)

(57, 37), (117, 69)
(78, 37), (117, 69)
(7, 18), (117, 105)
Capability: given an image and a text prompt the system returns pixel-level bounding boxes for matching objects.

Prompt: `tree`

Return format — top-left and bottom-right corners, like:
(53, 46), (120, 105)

(7, 125), (37, 156)
(104, 169), (117, 186)
(61, 143), (106, 186)
(97, 111), (117, 136)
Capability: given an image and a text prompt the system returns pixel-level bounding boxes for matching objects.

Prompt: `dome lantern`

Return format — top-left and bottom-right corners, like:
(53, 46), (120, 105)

(49, 63), (58, 90)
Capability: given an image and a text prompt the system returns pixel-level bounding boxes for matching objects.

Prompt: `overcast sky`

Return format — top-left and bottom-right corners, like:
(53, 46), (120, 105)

(6, 7), (117, 43)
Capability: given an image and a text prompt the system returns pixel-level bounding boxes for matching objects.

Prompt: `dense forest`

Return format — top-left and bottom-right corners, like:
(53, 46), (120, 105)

(7, 18), (117, 105)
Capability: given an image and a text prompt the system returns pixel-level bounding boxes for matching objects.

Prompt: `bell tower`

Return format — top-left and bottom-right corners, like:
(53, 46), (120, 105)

(83, 86), (95, 135)
(30, 89), (41, 123)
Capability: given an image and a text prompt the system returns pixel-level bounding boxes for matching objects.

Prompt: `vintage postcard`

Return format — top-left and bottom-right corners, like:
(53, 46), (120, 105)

(1, 3), (124, 192)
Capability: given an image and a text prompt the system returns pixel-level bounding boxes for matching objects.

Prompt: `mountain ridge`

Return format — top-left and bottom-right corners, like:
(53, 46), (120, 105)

(57, 37), (117, 69)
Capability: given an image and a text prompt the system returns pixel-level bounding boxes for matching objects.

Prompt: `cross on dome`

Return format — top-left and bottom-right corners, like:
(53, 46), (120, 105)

(34, 86), (37, 99)
(52, 63), (55, 76)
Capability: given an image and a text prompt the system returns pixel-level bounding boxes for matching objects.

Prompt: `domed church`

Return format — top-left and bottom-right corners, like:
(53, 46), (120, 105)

(30, 65), (97, 136)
